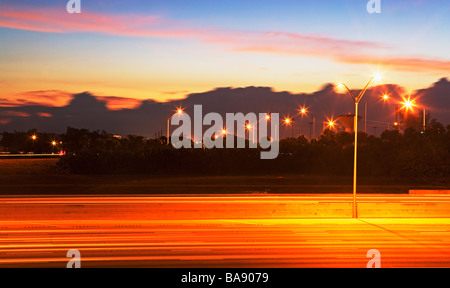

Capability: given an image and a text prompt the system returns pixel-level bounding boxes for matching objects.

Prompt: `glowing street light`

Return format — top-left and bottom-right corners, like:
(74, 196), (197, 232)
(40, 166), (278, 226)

(283, 117), (295, 138)
(31, 135), (37, 141)
(403, 100), (414, 110)
(373, 73), (382, 82)
(167, 107), (184, 145)
(299, 106), (316, 140)
(323, 118), (337, 132)
(244, 123), (257, 145)
(338, 74), (379, 218)
(362, 93), (391, 133)
(51, 141), (57, 146)
(401, 96), (417, 112)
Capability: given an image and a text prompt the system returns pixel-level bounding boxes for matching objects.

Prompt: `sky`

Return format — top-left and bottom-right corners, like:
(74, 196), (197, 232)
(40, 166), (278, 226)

(0, 0), (449, 109)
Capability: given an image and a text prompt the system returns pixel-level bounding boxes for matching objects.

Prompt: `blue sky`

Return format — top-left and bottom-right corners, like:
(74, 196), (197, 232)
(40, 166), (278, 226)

(0, 0), (449, 106)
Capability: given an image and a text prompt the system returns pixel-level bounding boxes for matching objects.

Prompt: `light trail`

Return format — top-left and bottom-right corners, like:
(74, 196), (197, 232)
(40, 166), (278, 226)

(0, 195), (449, 268)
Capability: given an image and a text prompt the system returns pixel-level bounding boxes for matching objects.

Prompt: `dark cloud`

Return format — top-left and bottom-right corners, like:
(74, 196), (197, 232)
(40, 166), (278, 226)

(0, 79), (449, 138)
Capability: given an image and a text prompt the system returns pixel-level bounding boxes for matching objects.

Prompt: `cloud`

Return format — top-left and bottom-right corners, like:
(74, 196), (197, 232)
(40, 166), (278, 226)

(0, 119), (12, 125)
(1, 5), (449, 73)
(96, 96), (143, 110)
(336, 55), (450, 73)
(0, 111), (31, 117)
(1, 90), (146, 110)
(0, 7), (197, 38)
(0, 79), (449, 136)
(413, 78), (450, 113)
(37, 112), (53, 118)
(161, 90), (191, 96)
(0, 90), (74, 107)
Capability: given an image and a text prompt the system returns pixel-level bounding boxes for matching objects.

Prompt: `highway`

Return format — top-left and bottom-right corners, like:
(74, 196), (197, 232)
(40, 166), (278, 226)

(1, 195), (450, 268)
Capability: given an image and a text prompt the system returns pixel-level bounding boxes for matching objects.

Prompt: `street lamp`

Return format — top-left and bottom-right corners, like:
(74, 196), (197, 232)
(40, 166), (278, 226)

(167, 107), (184, 145)
(363, 93), (391, 133)
(401, 96), (417, 113)
(323, 118), (337, 132)
(399, 95), (425, 130)
(245, 123), (257, 145)
(338, 74), (379, 218)
(328, 120), (336, 129)
(265, 114), (280, 142)
(283, 117), (294, 138)
(299, 107), (316, 140)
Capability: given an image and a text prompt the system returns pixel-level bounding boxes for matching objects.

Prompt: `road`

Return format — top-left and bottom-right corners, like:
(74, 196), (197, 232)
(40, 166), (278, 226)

(1, 195), (450, 268)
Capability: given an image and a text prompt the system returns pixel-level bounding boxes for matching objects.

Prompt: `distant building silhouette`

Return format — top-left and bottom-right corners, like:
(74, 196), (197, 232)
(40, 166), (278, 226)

(337, 114), (363, 133)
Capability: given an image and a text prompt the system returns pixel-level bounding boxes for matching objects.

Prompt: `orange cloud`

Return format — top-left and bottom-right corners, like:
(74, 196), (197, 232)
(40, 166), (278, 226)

(0, 111), (31, 117)
(336, 55), (450, 73)
(96, 96), (143, 110)
(1, 90), (146, 110)
(234, 41), (450, 73)
(0, 119), (12, 125)
(37, 112), (53, 118)
(0, 90), (73, 107)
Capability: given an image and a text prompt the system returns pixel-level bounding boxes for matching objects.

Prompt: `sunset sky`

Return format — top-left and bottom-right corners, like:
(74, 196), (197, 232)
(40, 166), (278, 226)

(1, 0), (449, 109)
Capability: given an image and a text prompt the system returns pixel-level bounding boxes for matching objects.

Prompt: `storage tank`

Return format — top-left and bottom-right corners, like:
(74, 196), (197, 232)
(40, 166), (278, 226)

(337, 113), (362, 133)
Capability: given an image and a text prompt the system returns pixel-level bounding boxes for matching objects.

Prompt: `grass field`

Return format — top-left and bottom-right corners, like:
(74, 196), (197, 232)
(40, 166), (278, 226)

(0, 159), (448, 195)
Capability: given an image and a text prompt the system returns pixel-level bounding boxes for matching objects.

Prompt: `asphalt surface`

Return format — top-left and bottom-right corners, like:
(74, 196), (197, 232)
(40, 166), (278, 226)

(1, 195), (449, 268)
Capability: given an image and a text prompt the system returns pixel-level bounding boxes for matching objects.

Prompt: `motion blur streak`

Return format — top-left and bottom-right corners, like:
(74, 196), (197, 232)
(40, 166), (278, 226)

(0, 195), (450, 268)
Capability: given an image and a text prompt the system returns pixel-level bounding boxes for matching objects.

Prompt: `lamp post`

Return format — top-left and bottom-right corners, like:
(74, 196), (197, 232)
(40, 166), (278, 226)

(328, 120), (336, 131)
(364, 94), (390, 134)
(423, 108), (426, 132)
(338, 75), (379, 218)
(167, 108), (184, 145)
(365, 101), (367, 133)
(399, 95), (421, 131)
(284, 117), (294, 138)
(299, 107), (315, 140)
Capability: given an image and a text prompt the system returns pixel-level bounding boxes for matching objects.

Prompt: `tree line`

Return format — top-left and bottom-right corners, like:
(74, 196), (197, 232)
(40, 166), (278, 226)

(1, 120), (449, 183)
